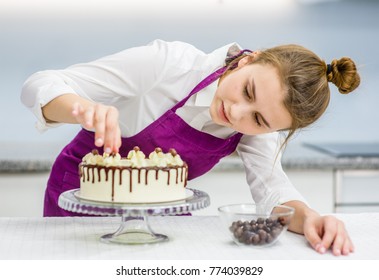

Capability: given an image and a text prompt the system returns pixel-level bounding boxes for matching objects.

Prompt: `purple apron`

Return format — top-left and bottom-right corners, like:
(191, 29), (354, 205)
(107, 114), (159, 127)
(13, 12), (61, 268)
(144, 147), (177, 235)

(44, 66), (243, 216)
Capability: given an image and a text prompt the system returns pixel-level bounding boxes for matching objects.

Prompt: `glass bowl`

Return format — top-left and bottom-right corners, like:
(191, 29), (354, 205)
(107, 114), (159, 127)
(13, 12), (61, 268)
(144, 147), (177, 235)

(218, 203), (295, 247)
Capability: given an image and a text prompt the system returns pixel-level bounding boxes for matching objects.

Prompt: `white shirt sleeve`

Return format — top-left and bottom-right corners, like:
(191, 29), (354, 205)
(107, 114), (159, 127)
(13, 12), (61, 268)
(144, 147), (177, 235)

(20, 39), (208, 133)
(20, 71), (82, 131)
(237, 133), (308, 207)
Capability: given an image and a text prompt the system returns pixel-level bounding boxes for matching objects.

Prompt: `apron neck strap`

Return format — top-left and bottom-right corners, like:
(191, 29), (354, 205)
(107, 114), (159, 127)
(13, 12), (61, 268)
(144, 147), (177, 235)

(171, 66), (227, 111)
(172, 49), (252, 111)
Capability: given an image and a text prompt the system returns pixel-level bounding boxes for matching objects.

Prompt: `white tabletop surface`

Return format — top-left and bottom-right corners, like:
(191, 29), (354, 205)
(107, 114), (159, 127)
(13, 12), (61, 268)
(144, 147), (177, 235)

(0, 214), (377, 260)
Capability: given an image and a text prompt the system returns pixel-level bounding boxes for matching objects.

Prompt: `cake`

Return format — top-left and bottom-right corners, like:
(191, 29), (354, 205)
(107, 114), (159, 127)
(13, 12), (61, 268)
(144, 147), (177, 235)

(78, 147), (188, 203)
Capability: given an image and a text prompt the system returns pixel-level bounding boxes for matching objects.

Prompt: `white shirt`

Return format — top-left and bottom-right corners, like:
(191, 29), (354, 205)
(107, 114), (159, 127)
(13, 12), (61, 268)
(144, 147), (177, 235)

(21, 39), (307, 206)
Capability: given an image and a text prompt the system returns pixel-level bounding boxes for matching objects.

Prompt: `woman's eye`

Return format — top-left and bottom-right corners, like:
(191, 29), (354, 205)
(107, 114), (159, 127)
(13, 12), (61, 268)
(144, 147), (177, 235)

(254, 114), (262, 127)
(243, 87), (251, 99)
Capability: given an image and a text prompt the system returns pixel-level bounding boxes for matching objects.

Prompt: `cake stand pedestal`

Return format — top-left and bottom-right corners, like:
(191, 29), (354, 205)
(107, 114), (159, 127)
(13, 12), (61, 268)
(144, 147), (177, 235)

(58, 188), (210, 245)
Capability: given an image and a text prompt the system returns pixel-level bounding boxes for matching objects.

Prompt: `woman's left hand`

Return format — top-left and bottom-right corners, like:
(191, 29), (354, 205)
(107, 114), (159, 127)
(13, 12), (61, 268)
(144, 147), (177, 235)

(303, 214), (354, 256)
(283, 201), (354, 256)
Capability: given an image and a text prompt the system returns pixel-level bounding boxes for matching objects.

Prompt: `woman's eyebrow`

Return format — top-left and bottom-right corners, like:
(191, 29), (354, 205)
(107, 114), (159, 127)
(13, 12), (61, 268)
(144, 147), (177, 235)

(250, 78), (271, 129)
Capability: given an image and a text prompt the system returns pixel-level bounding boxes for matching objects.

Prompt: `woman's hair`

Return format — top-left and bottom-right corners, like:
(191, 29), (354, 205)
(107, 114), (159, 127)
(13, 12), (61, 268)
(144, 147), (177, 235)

(224, 45), (360, 146)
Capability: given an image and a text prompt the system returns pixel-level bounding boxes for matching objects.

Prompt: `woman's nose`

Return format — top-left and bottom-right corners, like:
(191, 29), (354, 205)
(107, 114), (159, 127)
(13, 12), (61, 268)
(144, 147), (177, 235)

(230, 102), (250, 122)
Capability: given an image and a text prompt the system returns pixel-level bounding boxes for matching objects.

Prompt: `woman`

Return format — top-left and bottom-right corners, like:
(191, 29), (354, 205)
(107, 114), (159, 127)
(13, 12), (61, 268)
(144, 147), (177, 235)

(21, 39), (360, 255)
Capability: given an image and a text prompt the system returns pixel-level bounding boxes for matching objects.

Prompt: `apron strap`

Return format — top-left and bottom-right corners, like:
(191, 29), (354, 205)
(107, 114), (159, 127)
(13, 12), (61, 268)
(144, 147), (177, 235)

(171, 49), (252, 112)
(171, 66), (227, 111)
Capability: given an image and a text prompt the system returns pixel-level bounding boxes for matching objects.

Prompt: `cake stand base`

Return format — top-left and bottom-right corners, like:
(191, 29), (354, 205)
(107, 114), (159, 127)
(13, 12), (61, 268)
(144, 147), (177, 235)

(100, 215), (168, 245)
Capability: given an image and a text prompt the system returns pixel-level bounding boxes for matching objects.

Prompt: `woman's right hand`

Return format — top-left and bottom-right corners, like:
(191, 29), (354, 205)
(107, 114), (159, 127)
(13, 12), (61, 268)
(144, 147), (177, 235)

(72, 102), (122, 153)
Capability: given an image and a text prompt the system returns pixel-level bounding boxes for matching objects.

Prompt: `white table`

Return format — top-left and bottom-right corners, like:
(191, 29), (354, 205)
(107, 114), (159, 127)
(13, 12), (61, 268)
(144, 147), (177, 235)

(0, 214), (377, 260)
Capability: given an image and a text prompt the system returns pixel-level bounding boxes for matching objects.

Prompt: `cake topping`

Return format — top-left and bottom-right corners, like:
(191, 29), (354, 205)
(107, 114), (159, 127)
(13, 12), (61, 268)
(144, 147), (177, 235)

(167, 148), (184, 166)
(82, 149), (104, 165)
(103, 152), (121, 166)
(149, 147), (169, 167)
(127, 146), (146, 167)
(82, 147), (185, 167)
(169, 148), (177, 156)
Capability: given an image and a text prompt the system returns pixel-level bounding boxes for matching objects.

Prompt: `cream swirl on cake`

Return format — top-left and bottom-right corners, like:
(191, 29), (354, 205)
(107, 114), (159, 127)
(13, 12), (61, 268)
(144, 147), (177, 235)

(79, 147), (188, 203)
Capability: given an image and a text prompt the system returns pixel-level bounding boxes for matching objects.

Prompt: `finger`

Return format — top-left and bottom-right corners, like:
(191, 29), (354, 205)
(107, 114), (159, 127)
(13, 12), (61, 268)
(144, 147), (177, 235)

(72, 102), (81, 116)
(72, 103), (93, 130)
(103, 107), (120, 153)
(112, 121), (121, 154)
(331, 231), (343, 256)
(304, 225), (323, 253)
(83, 105), (95, 129)
(93, 105), (107, 149)
(331, 221), (349, 256)
(342, 235), (354, 255)
(338, 223), (354, 256)
(72, 102), (85, 123)
(113, 126), (122, 153)
(320, 216), (338, 252)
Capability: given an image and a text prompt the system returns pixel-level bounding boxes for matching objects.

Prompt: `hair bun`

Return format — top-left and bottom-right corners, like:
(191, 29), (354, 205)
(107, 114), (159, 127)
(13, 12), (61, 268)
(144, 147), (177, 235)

(327, 57), (360, 94)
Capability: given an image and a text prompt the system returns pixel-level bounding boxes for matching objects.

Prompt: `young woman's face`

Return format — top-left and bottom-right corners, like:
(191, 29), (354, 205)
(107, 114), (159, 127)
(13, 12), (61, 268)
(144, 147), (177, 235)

(210, 58), (292, 135)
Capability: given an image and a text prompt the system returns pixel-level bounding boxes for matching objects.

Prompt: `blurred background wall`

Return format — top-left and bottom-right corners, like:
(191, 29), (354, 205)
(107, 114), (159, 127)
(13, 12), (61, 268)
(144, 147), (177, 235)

(1, 0), (378, 146)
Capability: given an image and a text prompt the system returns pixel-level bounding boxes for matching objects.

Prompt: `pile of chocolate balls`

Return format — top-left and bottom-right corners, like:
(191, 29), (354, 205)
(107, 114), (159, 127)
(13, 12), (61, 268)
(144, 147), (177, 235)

(229, 217), (288, 246)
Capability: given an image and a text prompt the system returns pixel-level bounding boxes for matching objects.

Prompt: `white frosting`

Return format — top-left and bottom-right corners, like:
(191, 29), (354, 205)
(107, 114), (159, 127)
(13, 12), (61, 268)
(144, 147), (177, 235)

(127, 148), (147, 167)
(149, 149), (168, 167)
(172, 154), (184, 166)
(82, 152), (104, 165)
(102, 152), (121, 166)
(82, 147), (185, 168)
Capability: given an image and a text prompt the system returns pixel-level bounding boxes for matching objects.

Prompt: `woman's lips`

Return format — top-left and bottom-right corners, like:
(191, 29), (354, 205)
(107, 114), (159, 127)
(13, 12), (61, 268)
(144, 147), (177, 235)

(219, 102), (230, 123)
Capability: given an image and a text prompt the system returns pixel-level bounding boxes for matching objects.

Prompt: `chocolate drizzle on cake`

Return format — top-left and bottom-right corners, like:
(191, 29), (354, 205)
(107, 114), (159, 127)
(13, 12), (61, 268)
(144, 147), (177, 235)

(79, 163), (188, 201)
(79, 147), (188, 202)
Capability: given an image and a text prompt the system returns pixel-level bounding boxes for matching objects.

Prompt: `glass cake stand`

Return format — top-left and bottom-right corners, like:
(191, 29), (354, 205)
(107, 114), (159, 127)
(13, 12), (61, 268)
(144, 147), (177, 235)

(58, 188), (210, 245)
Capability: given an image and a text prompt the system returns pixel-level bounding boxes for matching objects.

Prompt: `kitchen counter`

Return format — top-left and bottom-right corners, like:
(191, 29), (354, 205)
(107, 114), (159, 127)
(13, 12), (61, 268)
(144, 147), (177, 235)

(0, 214), (377, 260)
(1, 141), (379, 172)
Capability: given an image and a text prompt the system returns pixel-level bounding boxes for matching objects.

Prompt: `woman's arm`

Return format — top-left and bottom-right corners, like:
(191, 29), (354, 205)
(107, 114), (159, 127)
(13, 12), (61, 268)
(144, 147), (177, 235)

(282, 200), (317, 234)
(21, 40), (200, 142)
(43, 93), (121, 153)
(42, 93), (93, 124)
(237, 134), (353, 256)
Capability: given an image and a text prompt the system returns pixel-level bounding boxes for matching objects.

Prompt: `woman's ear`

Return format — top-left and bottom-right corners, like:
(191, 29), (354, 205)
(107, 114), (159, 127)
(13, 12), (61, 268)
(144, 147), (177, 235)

(237, 51), (261, 68)
(237, 56), (251, 67)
